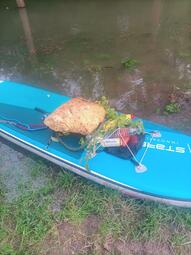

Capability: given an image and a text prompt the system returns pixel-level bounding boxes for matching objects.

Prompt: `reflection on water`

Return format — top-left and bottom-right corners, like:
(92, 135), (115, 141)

(0, 0), (191, 131)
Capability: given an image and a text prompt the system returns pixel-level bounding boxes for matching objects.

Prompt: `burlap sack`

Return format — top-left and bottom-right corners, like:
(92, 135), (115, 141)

(44, 98), (106, 135)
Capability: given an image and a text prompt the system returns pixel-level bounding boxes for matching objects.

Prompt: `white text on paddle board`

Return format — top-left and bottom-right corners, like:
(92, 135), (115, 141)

(143, 142), (191, 154)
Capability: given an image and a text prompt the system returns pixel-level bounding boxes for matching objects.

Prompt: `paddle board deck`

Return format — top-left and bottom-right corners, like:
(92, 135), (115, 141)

(0, 81), (191, 207)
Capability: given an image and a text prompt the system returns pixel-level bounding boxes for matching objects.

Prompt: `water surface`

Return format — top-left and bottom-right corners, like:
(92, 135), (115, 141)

(0, 0), (191, 132)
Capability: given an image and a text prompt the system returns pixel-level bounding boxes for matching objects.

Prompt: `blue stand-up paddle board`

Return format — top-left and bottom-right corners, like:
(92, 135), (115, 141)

(0, 81), (191, 207)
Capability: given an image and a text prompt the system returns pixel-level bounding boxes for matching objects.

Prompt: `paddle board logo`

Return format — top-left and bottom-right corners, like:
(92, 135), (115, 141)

(143, 137), (191, 154)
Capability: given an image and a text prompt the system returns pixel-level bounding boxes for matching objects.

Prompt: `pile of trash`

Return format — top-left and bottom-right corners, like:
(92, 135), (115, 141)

(44, 97), (145, 163)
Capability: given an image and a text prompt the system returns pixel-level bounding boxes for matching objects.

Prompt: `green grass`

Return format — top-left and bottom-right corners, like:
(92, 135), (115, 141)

(0, 190), (53, 254)
(1, 160), (191, 254)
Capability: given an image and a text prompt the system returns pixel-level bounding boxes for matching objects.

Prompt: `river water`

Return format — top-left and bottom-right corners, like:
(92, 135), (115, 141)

(0, 0), (191, 200)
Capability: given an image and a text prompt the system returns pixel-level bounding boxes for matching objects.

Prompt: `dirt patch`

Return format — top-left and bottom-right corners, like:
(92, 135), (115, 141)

(41, 216), (185, 255)
(41, 215), (101, 255)
(101, 237), (171, 255)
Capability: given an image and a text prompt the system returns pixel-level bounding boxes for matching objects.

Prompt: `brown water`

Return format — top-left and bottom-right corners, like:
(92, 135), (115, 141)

(0, 0), (191, 131)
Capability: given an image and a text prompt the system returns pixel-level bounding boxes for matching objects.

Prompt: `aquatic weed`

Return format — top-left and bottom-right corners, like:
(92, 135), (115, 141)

(164, 102), (181, 114)
(121, 57), (138, 70)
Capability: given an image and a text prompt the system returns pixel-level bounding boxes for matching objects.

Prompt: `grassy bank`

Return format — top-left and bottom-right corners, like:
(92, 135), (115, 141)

(0, 159), (191, 255)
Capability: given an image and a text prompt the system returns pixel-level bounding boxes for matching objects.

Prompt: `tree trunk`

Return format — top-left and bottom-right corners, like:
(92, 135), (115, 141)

(18, 8), (36, 55)
(16, 0), (25, 8)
